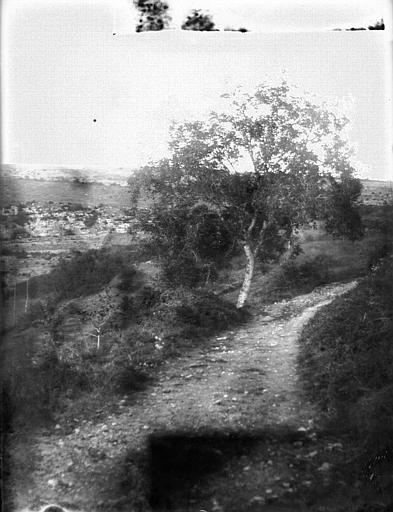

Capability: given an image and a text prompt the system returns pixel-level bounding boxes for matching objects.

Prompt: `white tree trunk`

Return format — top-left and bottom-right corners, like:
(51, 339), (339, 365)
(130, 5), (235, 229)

(13, 284), (17, 326)
(236, 243), (255, 309)
(24, 278), (29, 313)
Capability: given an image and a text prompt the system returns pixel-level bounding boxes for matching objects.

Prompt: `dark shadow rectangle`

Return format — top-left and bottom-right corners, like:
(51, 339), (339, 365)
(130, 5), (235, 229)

(148, 429), (306, 511)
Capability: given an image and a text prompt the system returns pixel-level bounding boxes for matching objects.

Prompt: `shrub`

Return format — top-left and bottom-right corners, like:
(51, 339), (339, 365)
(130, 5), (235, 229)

(162, 256), (205, 288)
(29, 248), (136, 301)
(0, 328), (79, 427)
(273, 255), (334, 292)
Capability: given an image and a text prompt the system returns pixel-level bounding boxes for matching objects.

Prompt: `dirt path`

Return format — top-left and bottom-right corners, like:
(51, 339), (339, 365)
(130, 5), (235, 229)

(11, 281), (358, 512)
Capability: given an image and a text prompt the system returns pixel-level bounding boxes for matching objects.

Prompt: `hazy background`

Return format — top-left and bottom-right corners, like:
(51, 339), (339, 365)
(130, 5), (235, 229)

(2, 0), (392, 179)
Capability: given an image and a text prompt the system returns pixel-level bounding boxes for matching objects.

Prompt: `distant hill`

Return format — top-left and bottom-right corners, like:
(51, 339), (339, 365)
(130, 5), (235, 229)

(1, 164), (134, 186)
(2, 165), (392, 206)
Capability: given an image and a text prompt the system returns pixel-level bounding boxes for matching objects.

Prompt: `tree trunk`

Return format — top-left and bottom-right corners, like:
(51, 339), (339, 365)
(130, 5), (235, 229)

(236, 243), (255, 309)
(13, 284), (16, 326)
(24, 278), (29, 313)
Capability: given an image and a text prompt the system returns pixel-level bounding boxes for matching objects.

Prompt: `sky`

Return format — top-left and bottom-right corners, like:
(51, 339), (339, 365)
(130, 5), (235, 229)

(2, 0), (392, 180)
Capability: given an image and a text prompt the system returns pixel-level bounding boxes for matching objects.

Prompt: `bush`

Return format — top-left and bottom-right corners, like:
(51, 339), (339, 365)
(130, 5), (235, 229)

(0, 328), (80, 427)
(29, 247), (137, 301)
(273, 255), (334, 292)
(162, 256), (205, 288)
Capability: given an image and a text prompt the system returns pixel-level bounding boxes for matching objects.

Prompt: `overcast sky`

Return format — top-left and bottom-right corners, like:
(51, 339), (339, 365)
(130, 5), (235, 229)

(2, 0), (392, 179)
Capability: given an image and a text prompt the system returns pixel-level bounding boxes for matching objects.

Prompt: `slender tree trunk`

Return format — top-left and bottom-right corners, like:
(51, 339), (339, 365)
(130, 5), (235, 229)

(13, 283), (16, 326)
(24, 278), (29, 313)
(236, 243), (255, 309)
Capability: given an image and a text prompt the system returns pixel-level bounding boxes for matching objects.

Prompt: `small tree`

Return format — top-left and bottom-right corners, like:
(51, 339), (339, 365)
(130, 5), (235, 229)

(134, 0), (171, 32)
(181, 9), (216, 31)
(129, 81), (362, 307)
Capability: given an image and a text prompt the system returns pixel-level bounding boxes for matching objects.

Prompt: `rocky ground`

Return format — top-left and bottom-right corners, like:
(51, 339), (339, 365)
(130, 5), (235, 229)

(7, 280), (375, 512)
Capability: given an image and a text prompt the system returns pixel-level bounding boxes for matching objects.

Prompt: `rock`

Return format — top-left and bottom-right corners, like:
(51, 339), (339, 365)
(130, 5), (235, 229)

(47, 478), (59, 487)
(55, 424), (61, 430)
(243, 466), (250, 471)
(249, 496), (265, 505)
(282, 482), (291, 488)
(318, 462), (332, 472)
(308, 450), (318, 457)
(265, 488), (273, 494)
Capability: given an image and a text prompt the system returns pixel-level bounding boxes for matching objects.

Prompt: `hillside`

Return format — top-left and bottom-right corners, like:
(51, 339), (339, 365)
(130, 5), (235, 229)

(1, 164), (133, 187)
(1, 169), (392, 512)
(360, 179), (393, 205)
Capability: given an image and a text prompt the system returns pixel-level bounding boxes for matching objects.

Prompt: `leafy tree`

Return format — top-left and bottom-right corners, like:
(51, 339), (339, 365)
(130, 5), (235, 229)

(181, 9), (216, 31)
(368, 19), (385, 30)
(134, 0), (171, 32)
(129, 81), (362, 308)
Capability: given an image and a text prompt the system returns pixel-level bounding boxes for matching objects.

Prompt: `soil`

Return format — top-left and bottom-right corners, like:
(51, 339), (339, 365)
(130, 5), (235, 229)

(9, 281), (372, 512)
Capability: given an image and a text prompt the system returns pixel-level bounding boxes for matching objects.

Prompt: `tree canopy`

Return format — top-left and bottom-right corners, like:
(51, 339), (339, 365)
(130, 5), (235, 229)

(134, 0), (171, 32)
(181, 10), (216, 31)
(129, 81), (362, 307)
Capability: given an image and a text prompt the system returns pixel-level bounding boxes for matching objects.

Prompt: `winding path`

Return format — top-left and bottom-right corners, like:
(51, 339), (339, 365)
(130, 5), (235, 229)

(11, 281), (357, 512)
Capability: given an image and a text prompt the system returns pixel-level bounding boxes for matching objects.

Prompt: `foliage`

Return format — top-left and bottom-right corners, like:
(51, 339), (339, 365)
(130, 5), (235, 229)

(134, 0), (171, 32)
(368, 18), (385, 30)
(129, 81), (363, 306)
(83, 210), (99, 228)
(181, 10), (216, 31)
(275, 255), (334, 291)
(299, 255), (393, 450)
(29, 247), (135, 301)
(323, 174), (363, 239)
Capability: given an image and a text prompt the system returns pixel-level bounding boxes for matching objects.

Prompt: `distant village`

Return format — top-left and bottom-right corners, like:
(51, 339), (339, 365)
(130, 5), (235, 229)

(1, 201), (133, 239)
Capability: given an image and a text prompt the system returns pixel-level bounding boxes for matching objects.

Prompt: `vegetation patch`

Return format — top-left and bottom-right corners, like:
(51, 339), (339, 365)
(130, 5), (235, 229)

(299, 255), (393, 455)
(1, 246), (245, 429)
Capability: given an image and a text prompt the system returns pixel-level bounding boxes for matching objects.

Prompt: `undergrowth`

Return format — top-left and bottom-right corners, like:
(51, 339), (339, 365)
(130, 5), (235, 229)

(299, 255), (393, 455)
(1, 250), (245, 429)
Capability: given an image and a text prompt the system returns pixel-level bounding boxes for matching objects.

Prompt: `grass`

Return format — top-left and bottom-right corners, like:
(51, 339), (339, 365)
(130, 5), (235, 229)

(220, 205), (393, 309)
(298, 254), (393, 468)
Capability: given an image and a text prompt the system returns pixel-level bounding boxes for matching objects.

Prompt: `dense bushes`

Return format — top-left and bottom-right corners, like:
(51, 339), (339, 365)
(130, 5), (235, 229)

(29, 247), (136, 301)
(277, 255), (334, 291)
(299, 255), (393, 450)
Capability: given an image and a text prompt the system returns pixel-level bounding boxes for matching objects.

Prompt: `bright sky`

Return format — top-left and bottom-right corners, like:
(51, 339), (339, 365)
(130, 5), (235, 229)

(2, 0), (392, 180)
